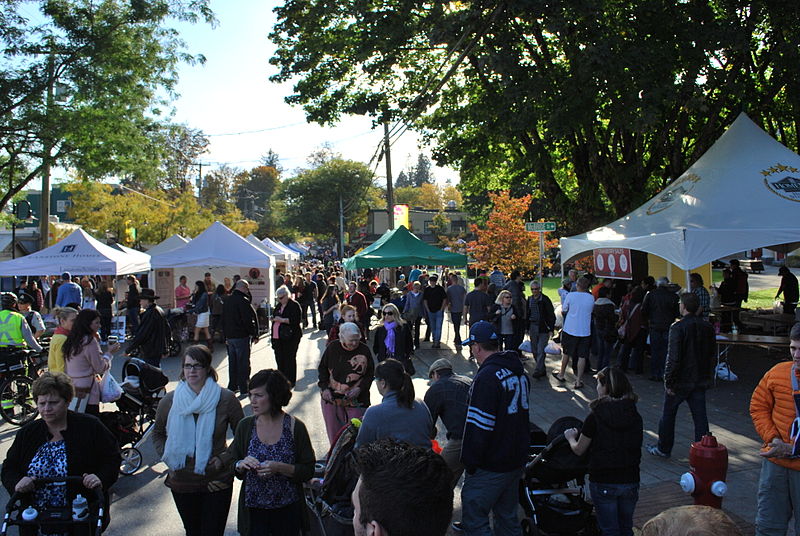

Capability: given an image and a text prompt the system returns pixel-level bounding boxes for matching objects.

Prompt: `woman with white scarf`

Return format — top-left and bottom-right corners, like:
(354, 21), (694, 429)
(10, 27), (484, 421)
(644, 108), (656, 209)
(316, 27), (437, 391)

(152, 345), (244, 536)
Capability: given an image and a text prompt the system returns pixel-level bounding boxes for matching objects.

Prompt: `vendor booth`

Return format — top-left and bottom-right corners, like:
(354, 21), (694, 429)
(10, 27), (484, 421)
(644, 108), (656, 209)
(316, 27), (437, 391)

(561, 113), (800, 286)
(150, 222), (276, 309)
(144, 234), (189, 257)
(0, 228), (151, 275)
(343, 225), (468, 269)
(261, 236), (298, 271)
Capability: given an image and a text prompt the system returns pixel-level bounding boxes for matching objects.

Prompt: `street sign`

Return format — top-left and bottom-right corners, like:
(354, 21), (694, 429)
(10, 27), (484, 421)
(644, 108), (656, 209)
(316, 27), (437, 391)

(525, 222), (556, 232)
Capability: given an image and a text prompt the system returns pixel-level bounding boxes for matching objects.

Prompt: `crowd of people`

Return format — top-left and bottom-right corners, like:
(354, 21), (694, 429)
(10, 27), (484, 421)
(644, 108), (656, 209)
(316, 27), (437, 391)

(0, 257), (796, 536)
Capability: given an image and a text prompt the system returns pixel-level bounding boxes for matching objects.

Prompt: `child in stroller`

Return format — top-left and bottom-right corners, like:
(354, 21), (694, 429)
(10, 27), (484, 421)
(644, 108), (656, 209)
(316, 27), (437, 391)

(520, 417), (598, 536)
(100, 357), (168, 475)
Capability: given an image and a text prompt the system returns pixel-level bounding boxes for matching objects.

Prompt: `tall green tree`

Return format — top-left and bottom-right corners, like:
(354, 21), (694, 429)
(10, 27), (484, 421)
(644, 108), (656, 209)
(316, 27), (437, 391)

(0, 0), (215, 211)
(278, 158), (375, 237)
(270, 0), (800, 233)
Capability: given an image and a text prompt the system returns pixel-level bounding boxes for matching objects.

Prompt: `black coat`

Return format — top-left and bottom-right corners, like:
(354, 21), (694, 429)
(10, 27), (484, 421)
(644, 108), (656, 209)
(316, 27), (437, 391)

(372, 323), (413, 361)
(222, 290), (259, 340)
(489, 303), (524, 335)
(273, 298), (302, 341)
(664, 314), (716, 394)
(127, 303), (170, 359)
(2, 412), (120, 529)
(526, 294), (556, 334)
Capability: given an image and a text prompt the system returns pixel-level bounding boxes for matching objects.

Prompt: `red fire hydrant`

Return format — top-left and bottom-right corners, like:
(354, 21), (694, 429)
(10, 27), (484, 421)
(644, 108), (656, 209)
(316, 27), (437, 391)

(679, 433), (728, 508)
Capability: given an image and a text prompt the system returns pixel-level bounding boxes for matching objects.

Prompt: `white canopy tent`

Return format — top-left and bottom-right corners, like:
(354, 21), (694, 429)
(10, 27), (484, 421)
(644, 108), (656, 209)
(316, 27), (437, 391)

(150, 222), (276, 308)
(561, 113), (800, 275)
(144, 234), (189, 257)
(109, 243), (150, 272)
(0, 228), (151, 275)
(263, 237), (299, 260)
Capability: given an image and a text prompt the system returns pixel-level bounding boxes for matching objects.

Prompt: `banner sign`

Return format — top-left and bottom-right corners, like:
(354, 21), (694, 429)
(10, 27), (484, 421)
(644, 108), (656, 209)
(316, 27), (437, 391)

(593, 248), (632, 280)
(393, 204), (409, 229)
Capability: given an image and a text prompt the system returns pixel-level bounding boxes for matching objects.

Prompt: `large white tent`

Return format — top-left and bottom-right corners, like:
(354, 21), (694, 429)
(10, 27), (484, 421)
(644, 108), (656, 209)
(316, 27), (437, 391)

(150, 222), (275, 307)
(262, 237), (299, 261)
(561, 113), (800, 271)
(0, 228), (151, 275)
(109, 243), (151, 272)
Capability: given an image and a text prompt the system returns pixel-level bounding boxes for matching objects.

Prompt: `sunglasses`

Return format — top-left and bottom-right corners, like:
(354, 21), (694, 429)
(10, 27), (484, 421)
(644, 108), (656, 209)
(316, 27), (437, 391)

(383, 311), (394, 315)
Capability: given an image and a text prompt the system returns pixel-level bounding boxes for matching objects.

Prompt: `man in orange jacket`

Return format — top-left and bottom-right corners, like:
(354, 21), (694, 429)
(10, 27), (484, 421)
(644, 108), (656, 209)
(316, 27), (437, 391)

(750, 323), (800, 536)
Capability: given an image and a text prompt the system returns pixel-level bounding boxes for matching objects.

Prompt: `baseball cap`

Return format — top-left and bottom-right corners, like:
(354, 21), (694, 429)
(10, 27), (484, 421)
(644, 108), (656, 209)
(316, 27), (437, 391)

(461, 320), (498, 346)
(428, 358), (454, 378)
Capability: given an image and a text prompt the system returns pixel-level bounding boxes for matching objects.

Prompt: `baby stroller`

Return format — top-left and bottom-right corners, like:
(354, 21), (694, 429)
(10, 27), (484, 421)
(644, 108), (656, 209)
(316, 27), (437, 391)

(304, 419), (361, 536)
(520, 417), (599, 536)
(1, 476), (105, 536)
(165, 308), (187, 357)
(99, 358), (168, 476)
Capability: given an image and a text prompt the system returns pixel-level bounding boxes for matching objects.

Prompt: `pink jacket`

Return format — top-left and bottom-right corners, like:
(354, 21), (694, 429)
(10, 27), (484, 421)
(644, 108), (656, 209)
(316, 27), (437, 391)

(65, 336), (110, 405)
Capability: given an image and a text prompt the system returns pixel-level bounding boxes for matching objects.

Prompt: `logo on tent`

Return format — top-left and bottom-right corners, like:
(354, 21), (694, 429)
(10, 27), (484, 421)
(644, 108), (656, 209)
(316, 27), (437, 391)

(61, 245), (76, 253)
(762, 164), (800, 202)
(646, 173), (701, 215)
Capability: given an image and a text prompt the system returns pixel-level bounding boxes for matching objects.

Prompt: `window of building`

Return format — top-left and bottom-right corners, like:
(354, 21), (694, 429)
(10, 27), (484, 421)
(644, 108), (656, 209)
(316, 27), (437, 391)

(423, 220), (434, 234)
(451, 220), (467, 232)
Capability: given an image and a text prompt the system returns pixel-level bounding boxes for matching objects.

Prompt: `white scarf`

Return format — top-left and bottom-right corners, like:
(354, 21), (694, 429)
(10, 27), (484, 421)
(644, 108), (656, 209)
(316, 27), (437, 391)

(162, 378), (221, 474)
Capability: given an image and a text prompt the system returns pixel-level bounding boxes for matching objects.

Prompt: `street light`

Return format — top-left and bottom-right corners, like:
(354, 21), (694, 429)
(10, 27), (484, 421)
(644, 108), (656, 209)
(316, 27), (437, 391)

(11, 200), (37, 260)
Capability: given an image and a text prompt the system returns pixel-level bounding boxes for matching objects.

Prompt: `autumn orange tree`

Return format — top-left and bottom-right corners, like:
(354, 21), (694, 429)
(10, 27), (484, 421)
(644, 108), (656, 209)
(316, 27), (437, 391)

(467, 191), (557, 274)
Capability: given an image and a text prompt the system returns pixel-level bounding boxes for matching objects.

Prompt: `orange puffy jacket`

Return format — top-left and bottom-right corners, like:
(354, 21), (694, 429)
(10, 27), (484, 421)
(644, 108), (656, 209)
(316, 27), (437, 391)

(750, 361), (800, 470)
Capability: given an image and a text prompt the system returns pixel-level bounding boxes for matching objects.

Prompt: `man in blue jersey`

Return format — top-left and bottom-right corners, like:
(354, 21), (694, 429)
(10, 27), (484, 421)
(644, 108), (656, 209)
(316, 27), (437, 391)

(459, 321), (529, 535)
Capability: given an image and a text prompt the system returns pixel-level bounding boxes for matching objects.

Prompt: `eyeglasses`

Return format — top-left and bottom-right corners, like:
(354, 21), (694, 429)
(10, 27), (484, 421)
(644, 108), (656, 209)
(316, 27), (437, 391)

(383, 311), (394, 315)
(182, 363), (205, 371)
(531, 287), (541, 291)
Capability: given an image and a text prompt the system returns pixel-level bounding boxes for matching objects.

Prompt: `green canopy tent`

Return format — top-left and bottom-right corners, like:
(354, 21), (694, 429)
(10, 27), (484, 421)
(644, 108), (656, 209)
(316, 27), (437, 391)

(343, 225), (467, 269)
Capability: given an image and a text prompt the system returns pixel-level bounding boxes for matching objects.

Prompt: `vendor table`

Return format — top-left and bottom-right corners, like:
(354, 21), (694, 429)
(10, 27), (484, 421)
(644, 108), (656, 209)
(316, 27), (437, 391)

(715, 333), (790, 383)
(741, 313), (796, 335)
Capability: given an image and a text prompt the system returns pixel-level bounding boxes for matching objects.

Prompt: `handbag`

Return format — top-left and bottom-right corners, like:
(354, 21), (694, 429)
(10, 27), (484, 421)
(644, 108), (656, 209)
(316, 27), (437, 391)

(68, 385), (91, 413)
(100, 370), (123, 402)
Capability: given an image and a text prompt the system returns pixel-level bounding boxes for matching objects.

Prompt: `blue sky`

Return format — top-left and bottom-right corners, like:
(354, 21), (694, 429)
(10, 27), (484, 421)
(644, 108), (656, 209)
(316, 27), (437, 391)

(168, 0), (457, 182)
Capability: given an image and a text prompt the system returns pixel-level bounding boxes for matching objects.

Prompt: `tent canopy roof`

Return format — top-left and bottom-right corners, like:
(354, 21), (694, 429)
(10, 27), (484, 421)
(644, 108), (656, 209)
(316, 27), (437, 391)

(262, 237), (299, 260)
(343, 225), (467, 269)
(145, 234), (189, 257)
(0, 228), (150, 275)
(561, 113), (800, 270)
(151, 222), (272, 268)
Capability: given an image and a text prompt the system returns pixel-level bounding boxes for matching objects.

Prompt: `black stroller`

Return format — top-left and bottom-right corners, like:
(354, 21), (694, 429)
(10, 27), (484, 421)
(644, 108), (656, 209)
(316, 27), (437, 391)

(99, 358), (168, 476)
(165, 308), (187, 357)
(304, 419), (360, 536)
(1, 476), (105, 536)
(520, 418), (599, 535)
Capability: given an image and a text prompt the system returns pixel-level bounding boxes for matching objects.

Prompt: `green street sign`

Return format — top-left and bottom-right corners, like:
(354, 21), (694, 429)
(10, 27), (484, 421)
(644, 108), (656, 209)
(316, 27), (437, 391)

(525, 222), (556, 232)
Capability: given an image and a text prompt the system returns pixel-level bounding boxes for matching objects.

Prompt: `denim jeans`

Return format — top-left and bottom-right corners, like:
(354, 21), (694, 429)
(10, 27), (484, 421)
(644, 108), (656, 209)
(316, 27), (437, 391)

(528, 329), (550, 375)
(428, 310), (444, 343)
(657, 387), (709, 455)
(461, 468), (523, 536)
(756, 458), (800, 536)
(594, 337), (613, 371)
(226, 337), (252, 393)
(450, 311), (463, 345)
(590, 481), (638, 536)
(649, 328), (669, 378)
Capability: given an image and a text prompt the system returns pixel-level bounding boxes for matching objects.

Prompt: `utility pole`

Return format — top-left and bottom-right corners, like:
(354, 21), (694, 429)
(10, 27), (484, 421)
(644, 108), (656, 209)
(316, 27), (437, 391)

(39, 45), (55, 251)
(384, 122), (394, 230)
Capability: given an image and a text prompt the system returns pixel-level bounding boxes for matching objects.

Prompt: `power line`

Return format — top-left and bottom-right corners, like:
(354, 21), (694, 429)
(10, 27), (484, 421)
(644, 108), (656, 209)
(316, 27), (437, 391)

(205, 122), (307, 137)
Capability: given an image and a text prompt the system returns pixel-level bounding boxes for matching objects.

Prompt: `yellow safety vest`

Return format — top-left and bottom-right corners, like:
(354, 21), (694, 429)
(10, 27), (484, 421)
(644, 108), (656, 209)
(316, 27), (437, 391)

(0, 310), (26, 348)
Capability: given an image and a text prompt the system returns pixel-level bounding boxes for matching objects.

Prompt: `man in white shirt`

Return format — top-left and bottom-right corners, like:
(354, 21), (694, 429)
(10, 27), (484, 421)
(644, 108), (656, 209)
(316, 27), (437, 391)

(553, 276), (595, 389)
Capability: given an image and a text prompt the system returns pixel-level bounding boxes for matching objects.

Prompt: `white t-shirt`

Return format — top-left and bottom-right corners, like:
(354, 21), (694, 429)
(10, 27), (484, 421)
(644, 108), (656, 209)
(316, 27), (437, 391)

(562, 291), (594, 337)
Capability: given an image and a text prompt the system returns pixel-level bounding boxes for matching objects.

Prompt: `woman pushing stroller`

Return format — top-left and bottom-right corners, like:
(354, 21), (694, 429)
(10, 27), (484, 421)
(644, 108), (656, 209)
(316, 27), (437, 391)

(564, 367), (643, 536)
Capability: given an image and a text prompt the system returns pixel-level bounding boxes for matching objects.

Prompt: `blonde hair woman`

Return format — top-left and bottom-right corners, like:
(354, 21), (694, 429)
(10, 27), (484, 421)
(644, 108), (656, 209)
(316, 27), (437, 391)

(490, 289), (523, 352)
(372, 302), (414, 374)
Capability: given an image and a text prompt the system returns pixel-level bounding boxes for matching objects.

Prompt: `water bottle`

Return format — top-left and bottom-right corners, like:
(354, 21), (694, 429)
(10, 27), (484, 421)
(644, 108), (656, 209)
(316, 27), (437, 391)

(731, 323), (738, 335)
(21, 506), (38, 521)
(72, 494), (88, 521)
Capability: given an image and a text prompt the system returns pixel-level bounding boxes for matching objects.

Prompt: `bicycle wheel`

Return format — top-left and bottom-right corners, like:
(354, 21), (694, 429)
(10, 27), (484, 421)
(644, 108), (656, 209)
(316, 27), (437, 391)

(168, 339), (181, 357)
(0, 375), (37, 426)
(120, 446), (143, 475)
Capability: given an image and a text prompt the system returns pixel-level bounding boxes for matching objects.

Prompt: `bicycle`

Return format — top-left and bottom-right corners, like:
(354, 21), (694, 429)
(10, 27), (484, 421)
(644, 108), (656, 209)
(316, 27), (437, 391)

(0, 346), (48, 426)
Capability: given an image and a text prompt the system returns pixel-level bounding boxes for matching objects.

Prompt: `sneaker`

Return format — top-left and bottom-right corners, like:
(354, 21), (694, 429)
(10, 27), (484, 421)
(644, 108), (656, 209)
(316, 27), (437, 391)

(451, 521), (464, 533)
(647, 444), (670, 458)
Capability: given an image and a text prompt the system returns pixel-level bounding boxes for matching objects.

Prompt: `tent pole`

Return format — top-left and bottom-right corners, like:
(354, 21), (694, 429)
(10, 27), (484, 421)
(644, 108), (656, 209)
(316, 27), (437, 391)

(685, 270), (691, 292)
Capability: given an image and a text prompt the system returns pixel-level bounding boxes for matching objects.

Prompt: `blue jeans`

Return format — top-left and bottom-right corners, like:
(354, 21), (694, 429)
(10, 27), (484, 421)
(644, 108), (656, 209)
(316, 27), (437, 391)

(226, 337), (252, 393)
(427, 310), (444, 343)
(528, 329), (550, 375)
(756, 458), (800, 536)
(590, 482), (638, 536)
(649, 328), (669, 378)
(461, 468), (522, 536)
(594, 337), (613, 371)
(657, 387), (708, 455)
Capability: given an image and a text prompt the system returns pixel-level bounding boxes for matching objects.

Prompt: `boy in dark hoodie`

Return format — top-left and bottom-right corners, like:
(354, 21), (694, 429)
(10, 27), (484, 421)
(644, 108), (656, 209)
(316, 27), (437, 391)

(565, 367), (643, 536)
(592, 286), (618, 370)
(459, 321), (530, 534)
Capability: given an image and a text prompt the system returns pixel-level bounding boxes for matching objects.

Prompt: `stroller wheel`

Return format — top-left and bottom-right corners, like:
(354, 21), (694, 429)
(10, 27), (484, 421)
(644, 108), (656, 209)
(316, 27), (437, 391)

(120, 447), (143, 475)
(169, 340), (182, 357)
(521, 517), (540, 536)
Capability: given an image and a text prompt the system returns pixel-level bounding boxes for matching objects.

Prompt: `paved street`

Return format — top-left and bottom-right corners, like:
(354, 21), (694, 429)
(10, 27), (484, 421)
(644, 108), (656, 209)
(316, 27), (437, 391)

(0, 313), (784, 535)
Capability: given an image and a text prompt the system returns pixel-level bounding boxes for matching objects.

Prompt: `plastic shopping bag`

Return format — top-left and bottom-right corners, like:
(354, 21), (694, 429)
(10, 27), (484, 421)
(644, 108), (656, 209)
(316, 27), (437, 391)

(100, 371), (124, 402)
(715, 362), (738, 382)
